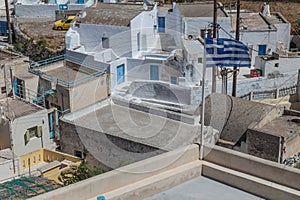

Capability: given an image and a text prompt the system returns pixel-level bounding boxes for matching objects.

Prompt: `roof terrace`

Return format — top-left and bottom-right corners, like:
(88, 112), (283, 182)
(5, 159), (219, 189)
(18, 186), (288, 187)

(28, 55), (107, 88)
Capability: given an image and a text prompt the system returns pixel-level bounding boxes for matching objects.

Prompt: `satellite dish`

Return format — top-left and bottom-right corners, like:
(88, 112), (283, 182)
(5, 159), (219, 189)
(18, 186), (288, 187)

(56, 0), (68, 4)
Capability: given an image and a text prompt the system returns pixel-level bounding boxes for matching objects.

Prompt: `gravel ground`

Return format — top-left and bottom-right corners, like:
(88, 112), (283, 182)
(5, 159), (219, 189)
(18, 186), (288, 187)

(17, 19), (67, 51)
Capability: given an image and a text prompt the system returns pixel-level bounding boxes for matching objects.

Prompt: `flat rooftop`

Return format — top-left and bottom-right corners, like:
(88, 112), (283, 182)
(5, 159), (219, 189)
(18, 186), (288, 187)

(78, 3), (147, 26)
(144, 176), (264, 200)
(0, 98), (44, 118)
(258, 115), (300, 138)
(177, 2), (227, 18)
(43, 66), (88, 83)
(63, 103), (201, 151)
(231, 12), (276, 31)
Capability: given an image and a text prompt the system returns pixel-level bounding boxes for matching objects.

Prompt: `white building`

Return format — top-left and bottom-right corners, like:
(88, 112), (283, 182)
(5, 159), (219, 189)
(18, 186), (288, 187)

(65, 2), (293, 98)
(0, 98), (52, 156)
(14, 0), (95, 18)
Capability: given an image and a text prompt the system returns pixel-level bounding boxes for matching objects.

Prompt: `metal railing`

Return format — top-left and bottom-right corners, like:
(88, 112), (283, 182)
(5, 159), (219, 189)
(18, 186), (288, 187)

(239, 85), (297, 101)
(28, 54), (107, 88)
(57, 69), (106, 88)
(65, 54), (106, 71)
(31, 55), (65, 68)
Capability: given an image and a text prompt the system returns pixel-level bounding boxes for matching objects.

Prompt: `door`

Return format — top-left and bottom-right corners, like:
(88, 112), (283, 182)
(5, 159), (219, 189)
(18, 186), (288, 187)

(14, 78), (24, 98)
(78, 0), (84, 4)
(170, 76), (177, 84)
(158, 17), (165, 33)
(117, 64), (125, 84)
(258, 44), (267, 56)
(150, 65), (159, 80)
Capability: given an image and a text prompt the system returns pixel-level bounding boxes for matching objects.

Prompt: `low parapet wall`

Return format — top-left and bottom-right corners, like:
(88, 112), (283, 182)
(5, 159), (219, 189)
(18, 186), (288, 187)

(29, 144), (200, 200)
(203, 145), (300, 191)
(202, 161), (300, 200)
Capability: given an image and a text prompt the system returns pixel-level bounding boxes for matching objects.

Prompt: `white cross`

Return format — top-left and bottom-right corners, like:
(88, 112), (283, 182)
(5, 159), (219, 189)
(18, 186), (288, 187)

(213, 38), (218, 55)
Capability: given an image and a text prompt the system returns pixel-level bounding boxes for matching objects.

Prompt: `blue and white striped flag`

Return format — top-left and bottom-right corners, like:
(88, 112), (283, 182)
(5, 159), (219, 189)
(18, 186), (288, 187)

(206, 38), (251, 68)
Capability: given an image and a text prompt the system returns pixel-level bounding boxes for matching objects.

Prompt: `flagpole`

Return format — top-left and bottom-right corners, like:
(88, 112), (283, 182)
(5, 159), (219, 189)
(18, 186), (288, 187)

(199, 37), (206, 160)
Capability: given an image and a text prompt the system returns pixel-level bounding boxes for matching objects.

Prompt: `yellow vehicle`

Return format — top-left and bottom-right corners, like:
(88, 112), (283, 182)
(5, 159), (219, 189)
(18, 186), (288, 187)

(53, 16), (75, 30)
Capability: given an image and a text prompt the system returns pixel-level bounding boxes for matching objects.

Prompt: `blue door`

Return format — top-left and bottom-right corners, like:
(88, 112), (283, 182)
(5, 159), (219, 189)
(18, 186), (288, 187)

(78, 0), (84, 4)
(13, 79), (19, 97)
(150, 65), (159, 80)
(258, 45), (267, 56)
(170, 76), (177, 84)
(158, 17), (165, 33)
(117, 64), (125, 84)
(48, 113), (54, 139)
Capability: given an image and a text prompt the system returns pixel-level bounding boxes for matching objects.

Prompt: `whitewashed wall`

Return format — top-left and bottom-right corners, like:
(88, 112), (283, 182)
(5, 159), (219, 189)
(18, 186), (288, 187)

(14, 0), (93, 18)
(131, 8), (160, 58)
(11, 109), (50, 156)
(255, 56), (300, 77)
(131, 4), (182, 58)
(239, 30), (277, 65)
(274, 23), (291, 50)
(73, 24), (131, 57)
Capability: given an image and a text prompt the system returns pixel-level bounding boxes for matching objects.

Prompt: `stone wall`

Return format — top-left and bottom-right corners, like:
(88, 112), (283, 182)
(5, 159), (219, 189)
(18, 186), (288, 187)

(59, 120), (165, 171)
(243, 129), (280, 162)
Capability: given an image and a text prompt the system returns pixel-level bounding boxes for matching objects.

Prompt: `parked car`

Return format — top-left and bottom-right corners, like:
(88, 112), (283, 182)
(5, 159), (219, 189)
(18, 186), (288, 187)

(53, 16), (75, 30)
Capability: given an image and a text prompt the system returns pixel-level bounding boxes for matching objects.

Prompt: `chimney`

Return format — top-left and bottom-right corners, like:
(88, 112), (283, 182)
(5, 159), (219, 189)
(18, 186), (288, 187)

(263, 2), (270, 17)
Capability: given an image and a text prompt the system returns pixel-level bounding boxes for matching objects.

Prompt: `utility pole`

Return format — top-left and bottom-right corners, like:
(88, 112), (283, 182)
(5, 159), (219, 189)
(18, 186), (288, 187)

(3, 64), (16, 174)
(232, 0), (240, 97)
(212, 0), (218, 93)
(5, 0), (12, 44)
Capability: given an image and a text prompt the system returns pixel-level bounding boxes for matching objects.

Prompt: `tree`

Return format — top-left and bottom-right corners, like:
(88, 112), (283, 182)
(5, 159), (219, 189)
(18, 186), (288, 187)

(58, 161), (103, 186)
(294, 18), (300, 35)
(13, 39), (58, 62)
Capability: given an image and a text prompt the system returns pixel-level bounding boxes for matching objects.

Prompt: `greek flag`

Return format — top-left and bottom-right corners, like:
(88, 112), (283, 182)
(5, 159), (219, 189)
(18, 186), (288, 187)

(206, 38), (251, 67)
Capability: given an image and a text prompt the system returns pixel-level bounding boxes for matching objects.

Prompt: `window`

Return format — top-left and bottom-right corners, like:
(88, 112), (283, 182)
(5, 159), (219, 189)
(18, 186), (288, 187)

(75, 150), (83, 159)
(33, 156), (36, 163)
(275, 63), (279, 68)
(22, 160), (25, 167)
(1, 87), (6, 94)
(198, 57), (202, 63)
(102, 37), (109, 48)
(24, 126), (42, 145)
(137, 32), (140, 51)
(200, 29), (212, 39)
(38, 154), (41, 161)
